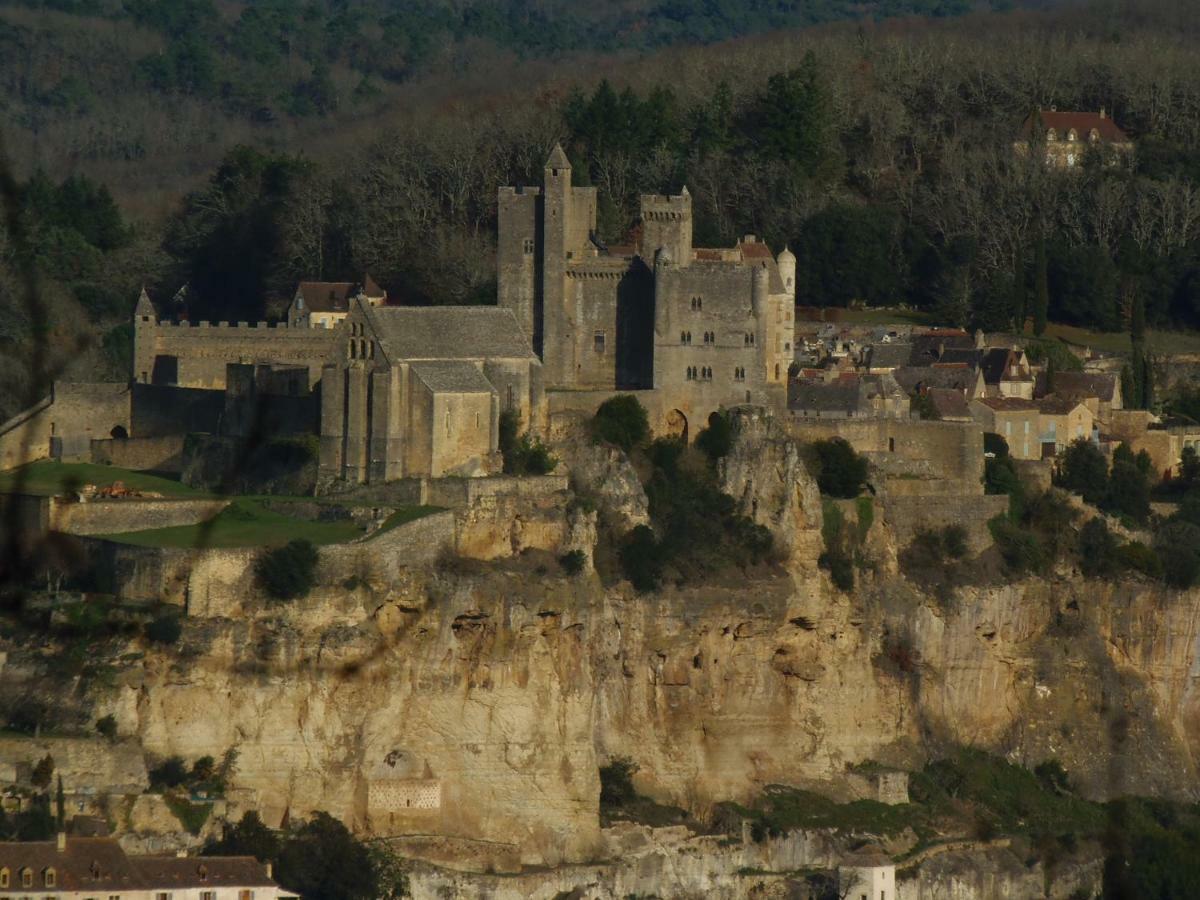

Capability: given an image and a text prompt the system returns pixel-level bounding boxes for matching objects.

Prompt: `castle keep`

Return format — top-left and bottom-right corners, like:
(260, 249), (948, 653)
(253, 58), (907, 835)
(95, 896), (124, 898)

(499, 146), (795, 436)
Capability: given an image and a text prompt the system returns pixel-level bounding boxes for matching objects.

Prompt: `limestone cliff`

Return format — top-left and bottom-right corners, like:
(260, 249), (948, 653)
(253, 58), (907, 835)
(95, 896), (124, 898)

(1, 423), (1199, 894)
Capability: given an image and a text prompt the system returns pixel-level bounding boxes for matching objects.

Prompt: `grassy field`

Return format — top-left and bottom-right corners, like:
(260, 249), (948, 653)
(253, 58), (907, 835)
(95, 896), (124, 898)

(97, 499), (364, 549)
(371, 505), (445, 538)
(0, 461), (202, 497)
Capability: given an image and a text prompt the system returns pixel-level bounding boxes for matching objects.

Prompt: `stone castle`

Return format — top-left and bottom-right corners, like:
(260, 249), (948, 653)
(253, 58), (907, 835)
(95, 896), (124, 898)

(65, 145), (800, 484)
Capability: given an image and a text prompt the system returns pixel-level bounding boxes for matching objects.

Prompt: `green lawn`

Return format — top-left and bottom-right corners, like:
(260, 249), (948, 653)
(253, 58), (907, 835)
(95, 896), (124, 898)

(97, 499), (364, 548)
(0, 461), (202, 497)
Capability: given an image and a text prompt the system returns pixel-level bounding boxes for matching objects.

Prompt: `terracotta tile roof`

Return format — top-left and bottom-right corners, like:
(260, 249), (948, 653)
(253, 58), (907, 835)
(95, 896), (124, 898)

(1019, 110), (1130, 143)
(738, 242), (773, 260)
(692, 249), (723, 261)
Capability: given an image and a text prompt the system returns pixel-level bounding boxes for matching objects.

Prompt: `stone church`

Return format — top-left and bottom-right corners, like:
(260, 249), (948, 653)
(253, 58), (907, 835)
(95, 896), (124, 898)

(114, 144), (798, 483)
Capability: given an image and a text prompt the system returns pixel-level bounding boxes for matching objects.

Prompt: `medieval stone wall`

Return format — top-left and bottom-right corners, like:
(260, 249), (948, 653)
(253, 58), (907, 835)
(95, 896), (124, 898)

(130, 384), (224, 438)
(881, 494), (1008, 555)
(50, 497), (230, 537)
(91, 435), (186, 473)
(135, 320), (340, 390)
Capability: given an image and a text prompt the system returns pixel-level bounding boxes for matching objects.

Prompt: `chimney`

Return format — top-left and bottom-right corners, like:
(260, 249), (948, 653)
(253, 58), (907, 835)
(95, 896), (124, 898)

(1100, 106), (1107, 119)
(56, 832), (66, 852)
(266, 861), (273, 880)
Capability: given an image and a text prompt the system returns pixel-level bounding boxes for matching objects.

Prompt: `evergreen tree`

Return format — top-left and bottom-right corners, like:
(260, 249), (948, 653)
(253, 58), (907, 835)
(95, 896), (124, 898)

(1130, 293), (1150, 409)
(1011, 250), (1027, 333)
(1033, 229), (1049, 337)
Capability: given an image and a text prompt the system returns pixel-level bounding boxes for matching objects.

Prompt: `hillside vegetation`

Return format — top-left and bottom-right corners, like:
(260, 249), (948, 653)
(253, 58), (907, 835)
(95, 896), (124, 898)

(5, 0), (1200, 422)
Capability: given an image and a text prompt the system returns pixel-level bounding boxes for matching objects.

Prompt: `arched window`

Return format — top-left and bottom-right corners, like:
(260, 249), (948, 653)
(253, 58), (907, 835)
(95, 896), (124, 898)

(21, 867), (33, 888)
(359, 339), (367, 358)
(1, 866), (10, 887)
(686, 331), (691, 344)
(349, 340), (357, 359)
(774, 363), (781, 380)
(680, 331), (687, 344)
(1089, 128), (1100, 143)
(1046, 128), (1057, 142)
(368, 341), (375, 359)
(44, 867), (56, 888)
(1067, 128), (1078, 142)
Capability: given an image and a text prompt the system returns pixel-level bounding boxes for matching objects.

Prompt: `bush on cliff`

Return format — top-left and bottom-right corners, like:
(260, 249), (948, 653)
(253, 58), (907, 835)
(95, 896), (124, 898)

(146, 613), (182, 644)
(499, 409), (557, 475)
(255, 539), (319, 601)
(809, 437), (868, 498)
(695, 410), (733, 462)
(590, 394), (649, 453)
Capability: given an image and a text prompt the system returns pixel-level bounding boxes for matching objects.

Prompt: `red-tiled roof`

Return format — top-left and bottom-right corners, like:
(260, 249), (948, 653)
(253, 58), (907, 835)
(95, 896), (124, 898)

(738, 242), (773, 259)
(692, 249), (723, 261)
(1019, 110), (1130, 143)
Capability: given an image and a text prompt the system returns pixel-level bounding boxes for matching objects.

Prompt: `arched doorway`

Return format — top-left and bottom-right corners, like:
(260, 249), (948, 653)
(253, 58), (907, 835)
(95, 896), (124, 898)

(665, 409), (688, 443)
(110, 425), (128, 440)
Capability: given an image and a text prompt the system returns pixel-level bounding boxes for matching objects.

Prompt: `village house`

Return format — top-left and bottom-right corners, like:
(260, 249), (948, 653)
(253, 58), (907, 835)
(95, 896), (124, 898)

(838, 849), (896, 900)
(1038, 395), (1095, 456)
(970, 397), (1041, 459)
(926, 387), (972, 422)
(1039, 371), (1123, 425)
(0, 833), (293, 899)
(893, 365), (986, 401)
(1110, 410), (1200, 481)
(285, 275), (386, 328)
(1014, 108), (1134, 169)
(788, 375), (909, 420)
(980, 347), (1034, 399)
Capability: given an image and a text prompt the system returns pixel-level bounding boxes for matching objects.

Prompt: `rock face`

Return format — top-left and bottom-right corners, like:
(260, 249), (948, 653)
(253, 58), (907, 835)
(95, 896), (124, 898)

(3, 425), (1200, 892)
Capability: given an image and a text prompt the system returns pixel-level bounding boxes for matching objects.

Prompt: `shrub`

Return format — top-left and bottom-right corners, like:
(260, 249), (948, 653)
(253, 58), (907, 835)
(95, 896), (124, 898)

(1034, 759), (1072, 795)
(146, 614), (182, 645)
(1103, 460), (1151, 524)
(599, 758), (639, 808)
(820, 550), (854, 590)
(255, 539), (319, 601)
(984, 432), (1010, 458)
(95, 714), (118, 741)
(1115, 541), (1163, 579)
(1078, 518), (1119, 577)
(31, 755), (54, 790)
(942, 525), (968, 559)
(984, 454), (1022, 498)
(619, 525), (663, 592)
(1155, 521), (1200, 588)
(559, 549), (586, 575)
(275, 812), (379, 900)
(590, 394), (649, 452)
(499, 409), (557, 475)
(695, 410), (733, 462)
(149, 756), (188, 790)
(1054, 438), (1109, 505)
(990, 516), (1047, 574)
(811, 438), (868, 498)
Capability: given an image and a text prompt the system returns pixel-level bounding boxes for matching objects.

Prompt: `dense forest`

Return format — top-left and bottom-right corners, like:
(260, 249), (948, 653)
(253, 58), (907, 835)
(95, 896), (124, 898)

(4, 0), (1200, 422)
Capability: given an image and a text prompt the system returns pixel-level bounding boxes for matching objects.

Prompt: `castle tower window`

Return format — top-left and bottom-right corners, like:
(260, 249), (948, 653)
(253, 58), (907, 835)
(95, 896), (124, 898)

(507, 385), (515, 409)
(368, 341), (375, 359)
(523, 238), (535, 254)
(349, 340), (357, 359)
(594, 331), (606, 354)
(775, 363), (781, 380)
(681, 331), (687, 344)
(686, 331), (691, 344)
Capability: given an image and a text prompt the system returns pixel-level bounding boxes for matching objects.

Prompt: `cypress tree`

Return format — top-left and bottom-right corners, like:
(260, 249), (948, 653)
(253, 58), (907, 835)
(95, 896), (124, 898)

(1012, 250), (1027, 333)
(1033, 231), (1049, 337)
(1130, 293), (1149, 409)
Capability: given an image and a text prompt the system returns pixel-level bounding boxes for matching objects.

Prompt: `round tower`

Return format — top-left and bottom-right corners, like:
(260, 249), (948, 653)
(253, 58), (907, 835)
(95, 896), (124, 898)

(777, 246), (796, 301)
(751, 260), (769, 317)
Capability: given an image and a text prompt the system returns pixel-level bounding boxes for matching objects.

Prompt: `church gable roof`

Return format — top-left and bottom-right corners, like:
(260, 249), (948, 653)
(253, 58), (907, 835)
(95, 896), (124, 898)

(411, 360), (494, 394)
(366, 306), (536, 363)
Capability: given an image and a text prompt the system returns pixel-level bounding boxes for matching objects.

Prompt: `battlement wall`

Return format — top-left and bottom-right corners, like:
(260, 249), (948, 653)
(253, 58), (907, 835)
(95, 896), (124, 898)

(137, 319), (340, 389)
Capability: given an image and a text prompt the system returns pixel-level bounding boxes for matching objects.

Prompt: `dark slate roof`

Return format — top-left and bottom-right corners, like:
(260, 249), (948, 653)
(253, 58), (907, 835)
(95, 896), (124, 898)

(788, 380), (861, 414)
(975, 397), (1039, 412)
(367, 306), (536, 362)
(1019, 110), (1130, 143)
(131, 855), (278, 889)
(927, 387), (971, 419)
(296, 281), (356, 312)
(893, 366), (978, 395)
(0, 837), (140, 893)
(938, 347), (983, 369)
(864, 343), (913, 370)
(1038, 394), (1087, 415)
(411, 360), (494, 394)
(979, 348), (1012, 384)
(1049, 371), (1118, 402)
(907, 332), (974, 366)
